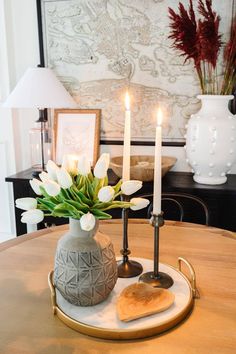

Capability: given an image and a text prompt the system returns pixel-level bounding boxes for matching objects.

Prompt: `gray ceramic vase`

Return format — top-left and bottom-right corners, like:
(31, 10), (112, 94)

(54, 218), (118, 306)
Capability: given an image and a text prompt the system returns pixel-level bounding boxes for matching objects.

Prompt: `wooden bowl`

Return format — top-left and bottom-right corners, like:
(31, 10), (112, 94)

(110, 156), (177, 181)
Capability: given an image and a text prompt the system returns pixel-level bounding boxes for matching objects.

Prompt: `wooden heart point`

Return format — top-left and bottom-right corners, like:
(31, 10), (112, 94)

(117, 282), (175, 322)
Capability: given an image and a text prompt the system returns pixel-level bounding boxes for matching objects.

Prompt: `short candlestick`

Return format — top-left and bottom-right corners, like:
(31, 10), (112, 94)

(139, 212), (174, 288)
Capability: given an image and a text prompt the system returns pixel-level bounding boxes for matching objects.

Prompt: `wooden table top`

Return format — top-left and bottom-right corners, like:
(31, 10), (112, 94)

(0, 220), (236, 354)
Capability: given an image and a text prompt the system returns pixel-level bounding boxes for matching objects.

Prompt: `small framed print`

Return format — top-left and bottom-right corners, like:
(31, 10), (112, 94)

(54, 109), (101, 166)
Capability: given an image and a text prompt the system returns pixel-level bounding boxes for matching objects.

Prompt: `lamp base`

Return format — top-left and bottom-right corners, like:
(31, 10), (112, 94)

(117, 259), (143, 278)
(29, 118), (51, 173)
(139, 271), (174, 289)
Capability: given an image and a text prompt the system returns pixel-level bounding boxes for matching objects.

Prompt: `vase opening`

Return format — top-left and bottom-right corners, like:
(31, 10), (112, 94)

(197, 95), (234, 100)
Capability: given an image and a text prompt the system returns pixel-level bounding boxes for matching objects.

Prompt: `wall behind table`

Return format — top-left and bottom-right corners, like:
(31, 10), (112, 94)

(2, 0), (236, 174)
(0, 0), (191, 174)
(0, 0), (39, 234)
(0, 143), (12, 233)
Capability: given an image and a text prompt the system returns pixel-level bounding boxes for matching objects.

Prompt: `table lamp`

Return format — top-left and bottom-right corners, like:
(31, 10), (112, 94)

(3, 67), (77, 174)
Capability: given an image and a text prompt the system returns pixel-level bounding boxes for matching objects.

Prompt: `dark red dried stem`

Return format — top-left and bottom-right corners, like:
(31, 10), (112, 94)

(168, 0), (225, 94)
(221, 17), (236, 94)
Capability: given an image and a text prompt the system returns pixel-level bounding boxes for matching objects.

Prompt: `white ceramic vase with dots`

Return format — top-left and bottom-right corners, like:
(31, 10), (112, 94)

(185, 95), (236, 185)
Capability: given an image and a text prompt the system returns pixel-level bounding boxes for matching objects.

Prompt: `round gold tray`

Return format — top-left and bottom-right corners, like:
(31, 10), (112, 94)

(48, 257), (197, 340)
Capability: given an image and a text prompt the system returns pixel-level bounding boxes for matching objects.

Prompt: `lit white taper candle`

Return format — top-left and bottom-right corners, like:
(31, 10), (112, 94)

(153, 108), (163, 215)
(122, 92), (131, 181)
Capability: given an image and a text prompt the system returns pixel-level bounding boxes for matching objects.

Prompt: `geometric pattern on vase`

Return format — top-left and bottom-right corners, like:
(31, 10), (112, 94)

(54, 239), (118, 306)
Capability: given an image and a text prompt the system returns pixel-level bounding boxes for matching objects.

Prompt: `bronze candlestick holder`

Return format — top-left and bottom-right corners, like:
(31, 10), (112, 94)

(117, 195), (143, 278)
(139, 212), (174, 288)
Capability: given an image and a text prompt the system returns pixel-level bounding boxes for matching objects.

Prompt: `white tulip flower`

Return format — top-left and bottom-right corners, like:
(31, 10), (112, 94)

(98, 186), (115, 203)
(46, 160), (59, 181)
(93, 153), (110, 179)
(16, 197), (37, 211)
(62, 155), (78, 175)
(39, 171), (50, 183)
(80, 212), (96, 231)
(29, 178), (44, 195)
(77, 155), (91, 176)
(44, 180), (61, 197)
(21, 209), (44, 224)
(121, 180), (143, 195)
(130, 197), (150, 211)
(56, 168), (73, 189)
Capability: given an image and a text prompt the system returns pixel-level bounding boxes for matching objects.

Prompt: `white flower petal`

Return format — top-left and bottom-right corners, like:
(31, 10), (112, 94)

(56, 168), (73, 189)
(29, 178), (43, 195)
(39, 171), (50, 183)
(46, 160), (59, 181)
(21, 209), (44, 224)
(62, 155), (79, 175)
(98, 186), (115, 203)
(130, 197), (150, 211)
(80, 212), (96, 231)
(44, 180), (61, 197)
(121, 180), (143, 195)
(77, 155), (91, 176)
(16, 197), (37, 211)
(93, 153), (110, 179)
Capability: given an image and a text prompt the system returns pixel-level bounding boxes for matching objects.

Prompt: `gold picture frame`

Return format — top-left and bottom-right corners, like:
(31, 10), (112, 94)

(53, 109), (101, 166)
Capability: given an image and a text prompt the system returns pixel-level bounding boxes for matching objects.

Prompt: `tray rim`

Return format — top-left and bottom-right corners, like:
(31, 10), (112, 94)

(48, 260), (195, 340)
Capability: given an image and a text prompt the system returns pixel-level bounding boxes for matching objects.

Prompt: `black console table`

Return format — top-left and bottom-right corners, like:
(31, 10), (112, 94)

(6, 169), (236, 235)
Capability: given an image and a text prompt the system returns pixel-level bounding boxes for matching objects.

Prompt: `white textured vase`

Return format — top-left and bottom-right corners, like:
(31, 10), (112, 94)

(185, 95), (236, 185)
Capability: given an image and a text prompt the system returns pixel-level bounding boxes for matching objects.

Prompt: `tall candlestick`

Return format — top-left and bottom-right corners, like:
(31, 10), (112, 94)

(118, 91), (143, 278)
(122, 92), (131, 181)
(153, 108), (163, 215)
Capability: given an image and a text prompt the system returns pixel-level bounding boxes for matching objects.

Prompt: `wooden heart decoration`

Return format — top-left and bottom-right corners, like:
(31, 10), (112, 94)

(117, 282), (175, 322)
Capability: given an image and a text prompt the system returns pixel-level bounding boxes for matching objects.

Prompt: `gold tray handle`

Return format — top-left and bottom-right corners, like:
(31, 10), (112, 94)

(178, 257), (199, 299)
(48, 270), (57, 314)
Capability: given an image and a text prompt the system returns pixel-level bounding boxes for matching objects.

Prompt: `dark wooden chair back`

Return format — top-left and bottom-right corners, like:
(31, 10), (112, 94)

(143, 192), (210, 226)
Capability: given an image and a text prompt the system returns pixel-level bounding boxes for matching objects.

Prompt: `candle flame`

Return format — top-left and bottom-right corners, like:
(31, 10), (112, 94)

(125, 92), (130, 110)
(157, 108), (163, 126)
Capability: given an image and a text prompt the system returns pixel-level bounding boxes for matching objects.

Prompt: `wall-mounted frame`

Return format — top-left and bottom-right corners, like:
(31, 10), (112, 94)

(54, 109), (100, 166)
(36, 0), (232, 147)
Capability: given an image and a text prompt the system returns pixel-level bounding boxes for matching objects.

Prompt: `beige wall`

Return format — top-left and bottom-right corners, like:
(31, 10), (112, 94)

(0, 0), (39, 233)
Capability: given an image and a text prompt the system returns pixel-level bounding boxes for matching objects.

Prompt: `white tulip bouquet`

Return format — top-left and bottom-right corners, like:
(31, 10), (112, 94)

(16, 153), (150, 231)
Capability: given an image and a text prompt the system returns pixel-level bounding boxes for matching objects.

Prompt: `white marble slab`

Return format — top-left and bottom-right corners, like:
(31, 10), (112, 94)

(56, 258), (192, 330)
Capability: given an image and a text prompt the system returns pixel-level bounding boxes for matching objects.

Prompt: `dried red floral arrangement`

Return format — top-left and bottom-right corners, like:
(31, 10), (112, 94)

(169, 0), (236, 95)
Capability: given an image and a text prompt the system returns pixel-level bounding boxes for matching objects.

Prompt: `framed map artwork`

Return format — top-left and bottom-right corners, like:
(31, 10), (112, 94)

(54, 109), (100, 166)
(37, 0), (233, 146)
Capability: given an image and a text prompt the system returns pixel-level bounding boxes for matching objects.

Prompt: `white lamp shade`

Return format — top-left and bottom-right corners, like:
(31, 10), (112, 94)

(3, 67), (77, 108)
